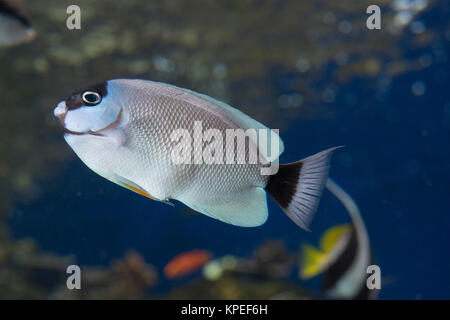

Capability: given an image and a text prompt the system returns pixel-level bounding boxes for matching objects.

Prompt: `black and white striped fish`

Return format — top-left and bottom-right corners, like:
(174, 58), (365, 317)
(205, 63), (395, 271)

(300, 179), (378, 299)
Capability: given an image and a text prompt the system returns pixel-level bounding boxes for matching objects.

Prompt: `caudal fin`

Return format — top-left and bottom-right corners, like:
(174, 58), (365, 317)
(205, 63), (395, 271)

(265, 147), (340, 231)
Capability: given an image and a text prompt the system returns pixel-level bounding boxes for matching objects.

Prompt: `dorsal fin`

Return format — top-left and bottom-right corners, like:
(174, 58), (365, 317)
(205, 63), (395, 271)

(161, 82), (285, 163)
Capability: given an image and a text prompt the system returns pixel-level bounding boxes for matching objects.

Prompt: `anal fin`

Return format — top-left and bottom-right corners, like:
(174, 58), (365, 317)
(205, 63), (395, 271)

(183, 188), (268, 227)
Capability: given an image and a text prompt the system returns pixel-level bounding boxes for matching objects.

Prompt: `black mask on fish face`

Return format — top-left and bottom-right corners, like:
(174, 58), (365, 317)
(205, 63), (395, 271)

(54, 81), (123, 136)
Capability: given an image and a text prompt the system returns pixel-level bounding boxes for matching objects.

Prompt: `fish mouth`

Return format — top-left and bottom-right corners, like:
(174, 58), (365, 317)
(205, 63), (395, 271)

(63, 127), (104, 136)
(57, 107), (123, 137)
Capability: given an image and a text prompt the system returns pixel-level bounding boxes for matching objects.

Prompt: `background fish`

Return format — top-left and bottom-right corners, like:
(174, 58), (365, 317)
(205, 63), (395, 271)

(164, 250), (213, 279)
(54, 79), (339, 231)
(0, 0), (35, 46)
(299, 223), (352, 280)
(299, 178), (377, 300)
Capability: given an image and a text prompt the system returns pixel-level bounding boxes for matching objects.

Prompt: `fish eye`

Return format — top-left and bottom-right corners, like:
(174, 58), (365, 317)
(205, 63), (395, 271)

(81, 91), (102, 106)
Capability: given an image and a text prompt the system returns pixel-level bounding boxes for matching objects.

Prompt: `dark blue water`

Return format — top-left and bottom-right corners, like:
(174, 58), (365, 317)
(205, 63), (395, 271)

(10, 8), (450, 299)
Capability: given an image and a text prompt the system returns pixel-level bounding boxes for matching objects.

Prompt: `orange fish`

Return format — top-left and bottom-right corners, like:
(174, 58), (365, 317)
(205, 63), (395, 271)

(164, 250), (213, 279)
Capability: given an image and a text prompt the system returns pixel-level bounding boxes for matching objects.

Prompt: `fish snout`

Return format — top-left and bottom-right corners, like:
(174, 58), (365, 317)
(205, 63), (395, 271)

(54, 102), (68, 129)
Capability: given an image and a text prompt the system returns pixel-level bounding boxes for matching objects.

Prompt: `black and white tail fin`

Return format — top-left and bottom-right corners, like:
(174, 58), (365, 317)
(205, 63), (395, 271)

(265, 147), (340, 231)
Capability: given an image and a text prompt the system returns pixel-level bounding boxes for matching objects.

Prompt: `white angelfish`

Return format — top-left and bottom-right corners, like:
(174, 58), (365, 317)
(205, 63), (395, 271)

(54, 79), (339, 230)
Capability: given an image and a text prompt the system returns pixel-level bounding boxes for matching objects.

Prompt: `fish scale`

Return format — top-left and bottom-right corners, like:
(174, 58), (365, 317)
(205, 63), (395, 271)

(120, 82), (267, 202)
